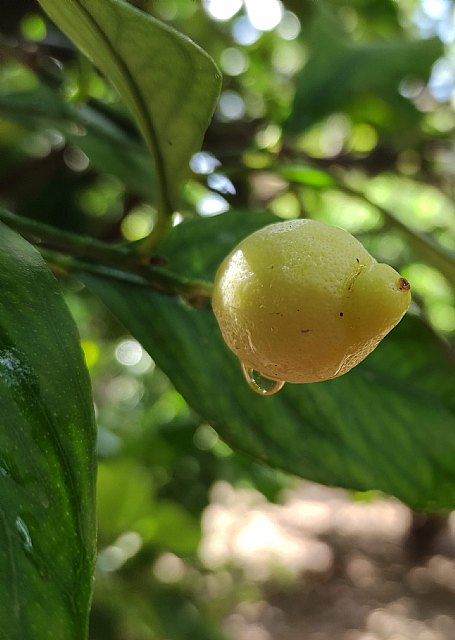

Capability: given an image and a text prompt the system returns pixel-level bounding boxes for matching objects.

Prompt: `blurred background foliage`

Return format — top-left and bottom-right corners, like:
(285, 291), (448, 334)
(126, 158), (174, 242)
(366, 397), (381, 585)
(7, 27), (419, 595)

(2, 0), (455, 638)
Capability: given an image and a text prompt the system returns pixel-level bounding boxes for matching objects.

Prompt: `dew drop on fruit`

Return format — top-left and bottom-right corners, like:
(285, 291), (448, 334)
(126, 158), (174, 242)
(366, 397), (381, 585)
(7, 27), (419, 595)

(240, 363), (285, 396)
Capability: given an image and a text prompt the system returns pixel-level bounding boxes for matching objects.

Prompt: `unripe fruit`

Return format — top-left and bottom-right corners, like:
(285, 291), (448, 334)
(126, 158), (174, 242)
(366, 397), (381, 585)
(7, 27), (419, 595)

(212, 219), (411, 388)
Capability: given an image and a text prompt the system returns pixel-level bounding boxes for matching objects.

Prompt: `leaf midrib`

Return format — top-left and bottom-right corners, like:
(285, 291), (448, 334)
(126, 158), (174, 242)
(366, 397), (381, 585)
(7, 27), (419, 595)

(73, 0), (173, 215)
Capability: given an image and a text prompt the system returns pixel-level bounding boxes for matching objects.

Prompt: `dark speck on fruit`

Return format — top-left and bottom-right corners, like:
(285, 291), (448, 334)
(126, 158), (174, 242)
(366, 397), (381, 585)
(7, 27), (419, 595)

(398, 277), (411, 291)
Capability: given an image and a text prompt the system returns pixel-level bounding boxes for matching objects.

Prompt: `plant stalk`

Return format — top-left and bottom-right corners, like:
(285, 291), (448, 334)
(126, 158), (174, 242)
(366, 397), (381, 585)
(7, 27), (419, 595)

(0, 209), (213, 302)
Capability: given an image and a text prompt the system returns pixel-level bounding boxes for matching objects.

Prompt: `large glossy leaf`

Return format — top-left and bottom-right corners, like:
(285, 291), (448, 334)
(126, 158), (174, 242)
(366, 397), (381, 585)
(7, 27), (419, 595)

(0, 222), (96, 639)
(82, 212), (455, 512)
(36, 0), (221, 212)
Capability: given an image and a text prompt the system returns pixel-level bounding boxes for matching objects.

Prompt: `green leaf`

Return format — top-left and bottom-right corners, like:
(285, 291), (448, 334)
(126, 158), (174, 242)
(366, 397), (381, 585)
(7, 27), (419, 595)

(277, 164), (335, 189)
(97, 461), (200, 555)
(0, 84), (155, 200)
(36, 0), (222, 212)
(82, 211), (455, 512)
(0, 222), (96, 639)
(97, 461), (154, 543)
(285, 4), (442, 136)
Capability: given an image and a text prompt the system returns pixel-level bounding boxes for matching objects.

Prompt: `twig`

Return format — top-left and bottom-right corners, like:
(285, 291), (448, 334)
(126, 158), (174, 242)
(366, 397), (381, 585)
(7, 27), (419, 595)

(0, 209), (213, 302)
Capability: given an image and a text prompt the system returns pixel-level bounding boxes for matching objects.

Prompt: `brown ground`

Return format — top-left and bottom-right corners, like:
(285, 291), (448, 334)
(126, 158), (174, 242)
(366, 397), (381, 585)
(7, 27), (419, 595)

(201, 483), (455, 640)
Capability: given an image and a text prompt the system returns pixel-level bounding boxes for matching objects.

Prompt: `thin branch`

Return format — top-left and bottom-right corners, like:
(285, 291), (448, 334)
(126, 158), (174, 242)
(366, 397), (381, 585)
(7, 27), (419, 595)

(0, 208), (133, 266)
(0, 209), (213, 302)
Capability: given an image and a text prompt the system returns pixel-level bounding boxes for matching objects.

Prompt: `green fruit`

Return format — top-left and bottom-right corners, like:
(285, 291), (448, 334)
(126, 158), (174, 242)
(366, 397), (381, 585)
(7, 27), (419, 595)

(212, 219), (411, 385)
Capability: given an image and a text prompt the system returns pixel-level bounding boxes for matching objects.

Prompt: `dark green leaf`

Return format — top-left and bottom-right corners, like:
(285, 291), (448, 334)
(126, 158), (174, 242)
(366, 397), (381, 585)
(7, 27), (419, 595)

(36, 0), (222, 211)
(285, 4), (442, 136)
(82, 211), (455, 512)
(0, 222), (96, 639)
(0, 84), (155, 200)
(97, 461), (200, 555)
(277, 165), (335, 188)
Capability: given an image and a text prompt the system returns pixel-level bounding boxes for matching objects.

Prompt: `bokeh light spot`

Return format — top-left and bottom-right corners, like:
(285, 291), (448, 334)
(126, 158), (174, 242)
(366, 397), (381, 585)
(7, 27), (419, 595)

(20, 14), (47, 41)
(218, 90), (246, 121)
(115, 339), (143, 366)
(244, 0), (283, 31)
(220, 47), (249, 76)
(190, 151), (221, 175)
(197, 193), (230, 216)
(203, 0), (242, 21)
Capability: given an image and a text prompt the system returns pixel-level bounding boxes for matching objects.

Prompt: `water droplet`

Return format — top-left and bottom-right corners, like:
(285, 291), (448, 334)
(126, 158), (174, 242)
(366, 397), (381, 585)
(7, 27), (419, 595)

(15, 516), (33, 552)
(241, 363), (285, 396)
(0, 348), (33, 387)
